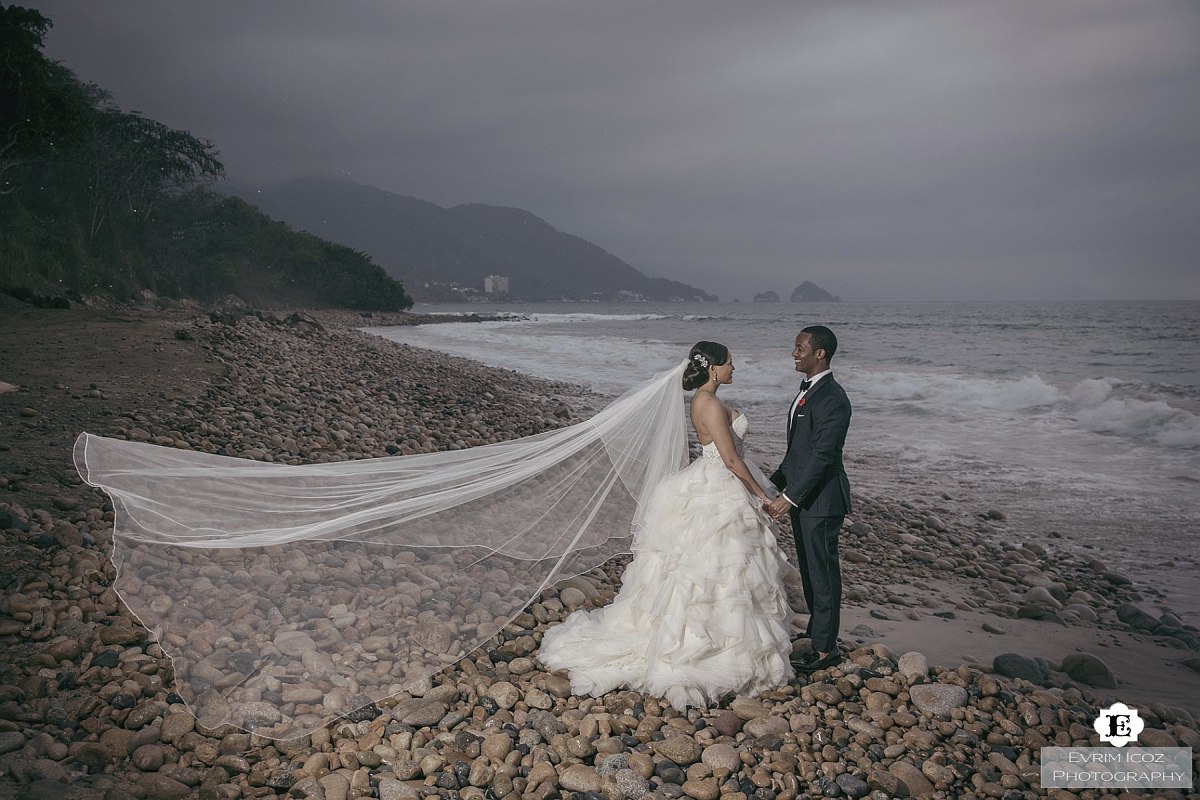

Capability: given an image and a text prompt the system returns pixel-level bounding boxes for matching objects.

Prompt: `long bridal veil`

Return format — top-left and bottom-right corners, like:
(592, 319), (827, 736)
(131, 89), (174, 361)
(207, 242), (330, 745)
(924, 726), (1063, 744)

(75, 361), (687, 739)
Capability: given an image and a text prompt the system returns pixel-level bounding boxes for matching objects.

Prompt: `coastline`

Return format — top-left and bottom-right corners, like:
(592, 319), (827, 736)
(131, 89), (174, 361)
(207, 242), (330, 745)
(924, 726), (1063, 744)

(377, 299), (1200, 630)
(1, 303), (1197, 799)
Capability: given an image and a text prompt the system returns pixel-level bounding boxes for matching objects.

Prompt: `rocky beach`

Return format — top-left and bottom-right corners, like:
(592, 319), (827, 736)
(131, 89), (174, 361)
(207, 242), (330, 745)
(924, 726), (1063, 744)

(1, 300), (1197, 800)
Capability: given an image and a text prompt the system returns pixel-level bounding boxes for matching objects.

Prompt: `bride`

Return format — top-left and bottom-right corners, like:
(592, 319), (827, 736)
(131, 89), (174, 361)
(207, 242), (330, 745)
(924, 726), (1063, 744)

(537, 341), (797, 710)
(75, 339), (794, 737)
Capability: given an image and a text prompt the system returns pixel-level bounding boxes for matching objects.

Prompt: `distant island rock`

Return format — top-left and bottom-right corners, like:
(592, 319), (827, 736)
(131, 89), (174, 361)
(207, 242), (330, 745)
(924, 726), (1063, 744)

(225, 178), (716, 303)
(753, 291), (780, 302)
(790, 281), (841, 302)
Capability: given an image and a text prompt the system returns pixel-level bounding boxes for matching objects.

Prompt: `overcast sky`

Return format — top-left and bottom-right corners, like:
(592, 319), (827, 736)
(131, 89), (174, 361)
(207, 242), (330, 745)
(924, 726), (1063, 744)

(32, 1), (1200, 301)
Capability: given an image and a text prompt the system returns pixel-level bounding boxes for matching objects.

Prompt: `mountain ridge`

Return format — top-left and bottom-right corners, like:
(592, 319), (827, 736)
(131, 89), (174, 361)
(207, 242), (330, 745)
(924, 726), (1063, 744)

(225, 179), (716, 302)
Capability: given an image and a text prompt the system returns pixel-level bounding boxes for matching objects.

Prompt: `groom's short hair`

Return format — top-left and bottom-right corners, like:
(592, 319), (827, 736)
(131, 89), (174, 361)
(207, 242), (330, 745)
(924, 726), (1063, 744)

(802, 325), (838, 363)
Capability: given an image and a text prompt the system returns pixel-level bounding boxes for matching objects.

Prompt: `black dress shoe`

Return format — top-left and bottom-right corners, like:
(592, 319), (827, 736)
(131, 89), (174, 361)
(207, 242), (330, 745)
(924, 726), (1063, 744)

(791, 650), (843, 673)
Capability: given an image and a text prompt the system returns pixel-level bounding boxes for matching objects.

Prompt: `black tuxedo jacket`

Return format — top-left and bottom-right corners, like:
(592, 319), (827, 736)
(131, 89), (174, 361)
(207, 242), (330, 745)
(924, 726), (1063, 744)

(770, 376), (852, 518)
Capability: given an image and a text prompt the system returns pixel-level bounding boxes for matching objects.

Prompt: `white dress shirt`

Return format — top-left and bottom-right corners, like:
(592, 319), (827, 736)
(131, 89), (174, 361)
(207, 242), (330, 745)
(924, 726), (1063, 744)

(788, 369), (832, 420)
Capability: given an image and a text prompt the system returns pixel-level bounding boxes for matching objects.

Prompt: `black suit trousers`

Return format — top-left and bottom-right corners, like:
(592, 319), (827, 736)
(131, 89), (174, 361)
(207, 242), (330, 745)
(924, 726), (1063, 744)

(790, 509), (843, 654)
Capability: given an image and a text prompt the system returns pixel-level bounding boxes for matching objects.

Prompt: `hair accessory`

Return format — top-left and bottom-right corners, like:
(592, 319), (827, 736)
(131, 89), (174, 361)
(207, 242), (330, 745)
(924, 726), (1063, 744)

(692, 354), (709, 368)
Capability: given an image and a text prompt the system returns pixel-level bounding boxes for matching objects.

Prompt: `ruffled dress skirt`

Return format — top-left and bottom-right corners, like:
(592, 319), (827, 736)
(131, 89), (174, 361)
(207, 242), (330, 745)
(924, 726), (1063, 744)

(537, 454), (795, 711)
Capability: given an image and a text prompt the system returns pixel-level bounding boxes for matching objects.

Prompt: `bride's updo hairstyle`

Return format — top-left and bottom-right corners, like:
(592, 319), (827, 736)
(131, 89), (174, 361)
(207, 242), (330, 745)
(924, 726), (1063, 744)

(682, 341), (730, 391)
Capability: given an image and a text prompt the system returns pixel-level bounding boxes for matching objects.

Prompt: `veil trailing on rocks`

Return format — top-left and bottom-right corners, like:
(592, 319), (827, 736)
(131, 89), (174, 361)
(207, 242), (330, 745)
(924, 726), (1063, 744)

(75, 361), (688, 739)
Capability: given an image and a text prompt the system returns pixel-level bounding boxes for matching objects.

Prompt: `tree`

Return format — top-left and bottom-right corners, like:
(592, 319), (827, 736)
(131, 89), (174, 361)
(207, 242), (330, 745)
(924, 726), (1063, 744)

(0, 5), (94, 192)
(78, 106), (223, 246)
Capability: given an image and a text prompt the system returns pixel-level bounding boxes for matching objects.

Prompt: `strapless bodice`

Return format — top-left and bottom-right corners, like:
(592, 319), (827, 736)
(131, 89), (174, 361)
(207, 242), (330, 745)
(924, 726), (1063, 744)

(699, 413), (748, 462)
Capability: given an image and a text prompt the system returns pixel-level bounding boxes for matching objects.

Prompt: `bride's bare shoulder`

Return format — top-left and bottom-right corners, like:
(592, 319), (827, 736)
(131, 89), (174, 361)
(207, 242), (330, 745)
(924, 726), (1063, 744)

(690, 391), (721, 409)
(690, 392), (731, 424)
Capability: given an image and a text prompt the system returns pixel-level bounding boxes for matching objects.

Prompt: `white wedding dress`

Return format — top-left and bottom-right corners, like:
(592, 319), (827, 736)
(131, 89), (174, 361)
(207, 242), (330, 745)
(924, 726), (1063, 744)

(537, 413), (796, 711)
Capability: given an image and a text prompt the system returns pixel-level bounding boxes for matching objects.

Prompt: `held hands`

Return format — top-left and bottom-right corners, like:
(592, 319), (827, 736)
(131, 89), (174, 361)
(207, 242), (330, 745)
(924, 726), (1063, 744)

(763, 495), (793, 521)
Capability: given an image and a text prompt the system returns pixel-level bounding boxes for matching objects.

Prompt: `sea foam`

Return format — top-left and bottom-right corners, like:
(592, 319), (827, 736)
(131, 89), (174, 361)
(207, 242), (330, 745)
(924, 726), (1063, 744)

(1070, 379), (1200, 448)
(847, 370), (1063, 411)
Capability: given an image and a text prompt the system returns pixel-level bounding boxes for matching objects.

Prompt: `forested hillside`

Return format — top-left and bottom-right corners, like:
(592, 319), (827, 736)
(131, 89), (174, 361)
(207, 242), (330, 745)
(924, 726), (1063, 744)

(0, 6), (412, 310)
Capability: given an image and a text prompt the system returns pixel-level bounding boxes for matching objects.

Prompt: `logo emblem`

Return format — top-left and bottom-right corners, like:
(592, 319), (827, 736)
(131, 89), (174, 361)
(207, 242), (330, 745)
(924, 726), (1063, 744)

(1093, 702), (1144, 747)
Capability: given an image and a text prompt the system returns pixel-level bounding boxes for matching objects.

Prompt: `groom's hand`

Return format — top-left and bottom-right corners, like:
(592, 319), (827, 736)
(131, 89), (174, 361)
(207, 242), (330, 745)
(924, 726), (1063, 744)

(764, 496), (792, 521)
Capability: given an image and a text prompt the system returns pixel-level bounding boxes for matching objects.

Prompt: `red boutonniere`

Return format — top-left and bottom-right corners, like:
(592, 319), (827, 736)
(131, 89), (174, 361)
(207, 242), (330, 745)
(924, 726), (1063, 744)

(797, 396), (807, 408)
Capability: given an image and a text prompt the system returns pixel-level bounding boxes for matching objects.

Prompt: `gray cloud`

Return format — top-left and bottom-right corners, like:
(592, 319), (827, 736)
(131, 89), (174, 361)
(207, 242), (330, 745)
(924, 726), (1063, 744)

(33, 0), (1200, 300)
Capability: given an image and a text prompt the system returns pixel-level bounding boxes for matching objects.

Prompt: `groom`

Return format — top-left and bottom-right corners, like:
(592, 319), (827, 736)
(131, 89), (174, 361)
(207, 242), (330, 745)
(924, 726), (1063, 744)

(765, 325), (852, 673)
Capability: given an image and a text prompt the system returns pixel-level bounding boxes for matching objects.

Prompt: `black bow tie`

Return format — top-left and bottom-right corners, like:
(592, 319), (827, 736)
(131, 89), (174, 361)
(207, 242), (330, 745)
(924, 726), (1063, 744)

(799, 379), (812, 393)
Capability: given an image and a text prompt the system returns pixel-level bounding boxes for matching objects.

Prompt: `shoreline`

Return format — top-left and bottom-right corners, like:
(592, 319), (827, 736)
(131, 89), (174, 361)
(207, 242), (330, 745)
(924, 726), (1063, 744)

(1, 304), (1197, 799)
(371, 309), (1200, 623)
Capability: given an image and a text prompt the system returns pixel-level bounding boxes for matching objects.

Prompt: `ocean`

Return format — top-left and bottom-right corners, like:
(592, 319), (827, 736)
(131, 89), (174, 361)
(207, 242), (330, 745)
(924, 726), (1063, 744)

(367, 300), (1200, 614)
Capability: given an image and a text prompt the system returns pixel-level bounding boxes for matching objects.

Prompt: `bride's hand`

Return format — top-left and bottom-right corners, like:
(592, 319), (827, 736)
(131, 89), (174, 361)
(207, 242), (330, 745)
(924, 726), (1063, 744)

(762, 495), (792, 521)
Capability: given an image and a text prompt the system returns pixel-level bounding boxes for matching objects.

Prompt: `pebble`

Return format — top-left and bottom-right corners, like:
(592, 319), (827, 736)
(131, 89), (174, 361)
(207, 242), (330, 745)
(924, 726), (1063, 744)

(541, 673), (573, 697)
(835, 772), (871, 798)
(743, 715), (789, 737)
(897, 651), (929, 683)
(1023, 586), (1062, 609)
(560, 586), (587, 608)
(992, 652), (1046, 684)
(1139, 728), (1177, 746)
(135, 773), (192, 799)
(653, 734), (702, 765)
(681, 776), (720, 799)
(908, 684), (969, 718)
(711, 710), (743, 737)
(655, 759), (686, 785)
(45, 639), (81, 661)
(486, 681), (520, 710)
(807, 682), (843, 705)
(481, 733), (512, 760)
(1060, 652), (1118, 688)
(865, 767), (905, 797)
(889, 760), (935, 795)
(379, 779), (420, 800)
(700, 743), (741, 773)
(319, 772), (351, 800)
(1117, 602), (1160, 631)
(397, 700), (446, 727)
(922, 757), (956, 788)
(131, 743), (166, 770)
(728, 696), (768, 719)
(559, 763), (601, 792)
(616, 767), (650, 799)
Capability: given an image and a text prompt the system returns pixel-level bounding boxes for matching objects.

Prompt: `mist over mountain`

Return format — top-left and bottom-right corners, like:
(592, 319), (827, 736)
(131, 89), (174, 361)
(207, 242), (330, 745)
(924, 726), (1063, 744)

(225, 179), (716, 302)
